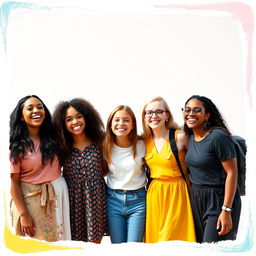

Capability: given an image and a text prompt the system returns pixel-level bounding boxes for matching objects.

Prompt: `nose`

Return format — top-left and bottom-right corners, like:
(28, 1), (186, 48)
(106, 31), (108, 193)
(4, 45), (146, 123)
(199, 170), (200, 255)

(33, 107), (40, 112)
(72, 118), (78, 124)
(151, 112), (158, 117)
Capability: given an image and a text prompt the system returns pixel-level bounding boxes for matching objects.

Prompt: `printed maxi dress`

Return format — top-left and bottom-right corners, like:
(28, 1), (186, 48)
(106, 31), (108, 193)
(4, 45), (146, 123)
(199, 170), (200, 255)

(63, 144), (108, 242)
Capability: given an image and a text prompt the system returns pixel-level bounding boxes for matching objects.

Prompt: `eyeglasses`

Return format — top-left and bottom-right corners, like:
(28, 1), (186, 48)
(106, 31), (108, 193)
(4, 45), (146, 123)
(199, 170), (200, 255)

(145, 109), (167, 117)
(181, 107), (204, 114)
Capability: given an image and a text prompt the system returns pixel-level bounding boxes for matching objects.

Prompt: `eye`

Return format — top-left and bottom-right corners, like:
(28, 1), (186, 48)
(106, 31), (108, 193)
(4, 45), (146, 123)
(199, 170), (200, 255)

(76, 114), (83, 119)
(194, 107), (203, 113)
(37, 105), (44, 110)
(65, 117), (72, 122)
(145, 111), (153, 116)
(184, 108), (191, 114)
(155, 110), (165, 115)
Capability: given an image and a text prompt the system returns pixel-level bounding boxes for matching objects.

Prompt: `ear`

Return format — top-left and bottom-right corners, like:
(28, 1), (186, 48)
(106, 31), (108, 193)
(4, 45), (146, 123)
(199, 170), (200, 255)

(206, 112), (211, 120)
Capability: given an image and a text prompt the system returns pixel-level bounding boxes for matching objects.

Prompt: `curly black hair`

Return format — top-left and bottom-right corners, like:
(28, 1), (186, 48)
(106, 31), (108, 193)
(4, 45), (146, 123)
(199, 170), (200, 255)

(52, 98), (105, 166)
(183, 95), (231, 136)
(9, 95), (58, 165)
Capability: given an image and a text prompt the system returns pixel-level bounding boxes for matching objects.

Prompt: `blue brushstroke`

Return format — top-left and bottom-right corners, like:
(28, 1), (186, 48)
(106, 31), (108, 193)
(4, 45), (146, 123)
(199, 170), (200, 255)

(212, 201), (254, 253)
(0, 1), (50, 52)
(0, 2), (254, 253)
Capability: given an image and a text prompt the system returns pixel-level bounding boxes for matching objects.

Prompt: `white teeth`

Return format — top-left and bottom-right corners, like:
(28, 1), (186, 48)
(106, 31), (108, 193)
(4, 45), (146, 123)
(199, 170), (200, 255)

(116, 128), (126, 131)
(73, 126), (81, 130)
(31, 115), (41, 119)
(187, 118), (197, 122)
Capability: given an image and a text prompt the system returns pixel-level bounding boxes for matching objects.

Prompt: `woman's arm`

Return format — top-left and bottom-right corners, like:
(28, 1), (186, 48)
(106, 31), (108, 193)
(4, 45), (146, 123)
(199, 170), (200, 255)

(102, 159), (110, 177)
(217, 157), (238, 236)
(10, 173), (35, 237)
(176, 130), (189, 152)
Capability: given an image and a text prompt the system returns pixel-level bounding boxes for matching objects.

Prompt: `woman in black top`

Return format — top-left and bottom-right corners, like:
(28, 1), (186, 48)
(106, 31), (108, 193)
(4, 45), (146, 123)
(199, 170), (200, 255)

(183, 95), (241, 243)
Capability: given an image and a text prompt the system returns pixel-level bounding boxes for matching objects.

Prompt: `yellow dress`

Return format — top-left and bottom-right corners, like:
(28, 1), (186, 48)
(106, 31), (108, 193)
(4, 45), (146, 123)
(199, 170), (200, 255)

(145, 130), (196, 243)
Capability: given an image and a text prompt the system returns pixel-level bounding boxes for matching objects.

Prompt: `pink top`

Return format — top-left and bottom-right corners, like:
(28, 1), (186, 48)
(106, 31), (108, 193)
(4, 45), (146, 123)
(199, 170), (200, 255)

(10, 140), (61, 184)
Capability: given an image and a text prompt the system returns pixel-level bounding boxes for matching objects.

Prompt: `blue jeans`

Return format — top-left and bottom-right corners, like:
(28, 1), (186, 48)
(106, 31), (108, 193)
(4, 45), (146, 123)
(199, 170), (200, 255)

(107, 187), (146, 243)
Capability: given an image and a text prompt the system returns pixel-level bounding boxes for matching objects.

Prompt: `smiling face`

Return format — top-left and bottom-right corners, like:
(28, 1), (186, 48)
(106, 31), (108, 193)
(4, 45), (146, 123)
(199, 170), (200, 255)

(144, 100), (169, 130)
(21, 97), (45, 128)
(111, 110), (133, 138)
(183, 98), (210, 131)
(65, 106), (86, 136)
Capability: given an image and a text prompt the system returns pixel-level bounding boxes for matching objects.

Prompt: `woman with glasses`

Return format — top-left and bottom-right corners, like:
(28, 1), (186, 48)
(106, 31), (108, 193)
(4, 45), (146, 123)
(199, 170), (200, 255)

(103, 105), (147, 243)
(142, 97), (196, 243)
(183, 95), (241, 243)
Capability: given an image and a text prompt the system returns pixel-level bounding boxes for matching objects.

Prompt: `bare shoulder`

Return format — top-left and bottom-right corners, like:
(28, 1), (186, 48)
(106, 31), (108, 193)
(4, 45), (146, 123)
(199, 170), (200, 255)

(176, 130), (188, 140)
(176, 130), (189, 150)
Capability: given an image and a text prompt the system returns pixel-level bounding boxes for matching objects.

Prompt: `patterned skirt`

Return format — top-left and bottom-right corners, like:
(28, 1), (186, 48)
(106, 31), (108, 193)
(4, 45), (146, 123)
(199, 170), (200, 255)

(10, 176), (71, 241)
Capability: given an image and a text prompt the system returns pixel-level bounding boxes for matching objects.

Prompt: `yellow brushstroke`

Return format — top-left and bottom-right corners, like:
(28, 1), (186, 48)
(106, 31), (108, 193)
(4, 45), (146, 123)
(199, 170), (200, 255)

(3, 192), (83, 253)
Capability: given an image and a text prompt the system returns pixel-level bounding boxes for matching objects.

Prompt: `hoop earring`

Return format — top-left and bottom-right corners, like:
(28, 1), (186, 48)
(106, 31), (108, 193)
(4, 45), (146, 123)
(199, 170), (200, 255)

(204, 119), (211, 130)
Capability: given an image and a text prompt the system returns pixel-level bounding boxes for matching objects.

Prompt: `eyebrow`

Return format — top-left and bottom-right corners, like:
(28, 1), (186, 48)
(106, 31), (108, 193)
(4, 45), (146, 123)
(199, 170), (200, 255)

(65, 113), (81, 118)
(113, 116), (131, 119)
(25, 103), (43, 107)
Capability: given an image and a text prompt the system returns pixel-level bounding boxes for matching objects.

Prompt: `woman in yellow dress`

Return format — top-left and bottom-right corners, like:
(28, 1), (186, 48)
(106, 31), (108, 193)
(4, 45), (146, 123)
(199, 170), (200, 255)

(142, 97), (196, 243)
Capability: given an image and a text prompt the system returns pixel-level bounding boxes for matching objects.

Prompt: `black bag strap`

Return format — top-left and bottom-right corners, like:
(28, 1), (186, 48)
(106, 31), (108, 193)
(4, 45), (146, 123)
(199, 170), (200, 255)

(169, 128), (186, 182)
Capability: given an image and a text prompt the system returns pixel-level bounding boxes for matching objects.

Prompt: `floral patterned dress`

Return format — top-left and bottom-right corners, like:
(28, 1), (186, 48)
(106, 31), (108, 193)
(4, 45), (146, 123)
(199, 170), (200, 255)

(63, 144), (108, 242)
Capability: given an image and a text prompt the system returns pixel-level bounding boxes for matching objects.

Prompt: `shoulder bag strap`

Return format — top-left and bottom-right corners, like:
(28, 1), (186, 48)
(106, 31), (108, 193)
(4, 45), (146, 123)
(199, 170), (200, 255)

(169, 128), (186, 182)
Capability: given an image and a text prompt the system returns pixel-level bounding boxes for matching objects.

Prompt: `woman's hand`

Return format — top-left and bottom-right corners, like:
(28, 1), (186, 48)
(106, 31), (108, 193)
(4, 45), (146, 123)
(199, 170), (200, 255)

(217, 210), (233, 236)
(11, 173), (36, 237)
(20, 212), (35, 237)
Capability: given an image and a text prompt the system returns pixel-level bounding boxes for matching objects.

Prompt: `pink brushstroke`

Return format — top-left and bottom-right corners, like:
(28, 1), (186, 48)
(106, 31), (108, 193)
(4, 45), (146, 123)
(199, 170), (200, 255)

(155, 2), (254, 107)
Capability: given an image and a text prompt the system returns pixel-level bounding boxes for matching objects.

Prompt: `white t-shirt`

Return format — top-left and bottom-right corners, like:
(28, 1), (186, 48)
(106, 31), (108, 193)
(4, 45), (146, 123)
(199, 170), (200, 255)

(107, 140), (146, 190)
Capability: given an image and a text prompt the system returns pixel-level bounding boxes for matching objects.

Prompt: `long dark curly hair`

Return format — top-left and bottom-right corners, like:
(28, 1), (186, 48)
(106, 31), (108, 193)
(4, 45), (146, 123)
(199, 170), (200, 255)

(183, 95), (231, 136)
(52, 98), (105, 166)
(9, 95), (58, 165)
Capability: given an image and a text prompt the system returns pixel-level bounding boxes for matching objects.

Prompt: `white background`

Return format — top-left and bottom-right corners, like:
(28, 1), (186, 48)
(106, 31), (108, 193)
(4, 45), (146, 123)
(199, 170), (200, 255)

(1, 0), (255, 255)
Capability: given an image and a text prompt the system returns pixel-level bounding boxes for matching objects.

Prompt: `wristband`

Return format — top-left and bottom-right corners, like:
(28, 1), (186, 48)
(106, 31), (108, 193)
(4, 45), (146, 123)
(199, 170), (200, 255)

(222, 205), (233, 212)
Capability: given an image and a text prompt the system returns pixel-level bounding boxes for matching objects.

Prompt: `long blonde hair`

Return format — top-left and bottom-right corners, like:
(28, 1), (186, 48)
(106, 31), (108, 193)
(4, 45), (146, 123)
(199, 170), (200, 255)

(103, 105), (140, 164)
(142, 96), (179, 142)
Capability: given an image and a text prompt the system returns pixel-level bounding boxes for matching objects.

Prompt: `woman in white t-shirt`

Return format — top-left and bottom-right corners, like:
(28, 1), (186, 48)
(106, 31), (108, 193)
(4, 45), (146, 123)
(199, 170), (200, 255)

(103, 105), (147, 243)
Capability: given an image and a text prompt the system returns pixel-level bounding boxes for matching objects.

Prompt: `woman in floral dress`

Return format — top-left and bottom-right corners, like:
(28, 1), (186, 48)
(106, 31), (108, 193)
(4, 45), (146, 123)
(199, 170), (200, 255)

(52, 98), (108, 243)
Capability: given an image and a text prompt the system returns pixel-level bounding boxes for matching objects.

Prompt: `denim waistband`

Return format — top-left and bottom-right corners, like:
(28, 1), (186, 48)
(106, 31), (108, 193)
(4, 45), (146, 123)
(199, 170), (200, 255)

(107, 186), (146, 194)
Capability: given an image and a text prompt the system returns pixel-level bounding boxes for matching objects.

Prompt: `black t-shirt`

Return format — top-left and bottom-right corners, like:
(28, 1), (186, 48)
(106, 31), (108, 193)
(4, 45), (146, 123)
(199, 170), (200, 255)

(185, 129), (236, 185)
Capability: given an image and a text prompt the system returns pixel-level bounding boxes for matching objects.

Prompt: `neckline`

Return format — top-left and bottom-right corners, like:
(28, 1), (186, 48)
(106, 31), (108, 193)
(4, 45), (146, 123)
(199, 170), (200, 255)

(113, 143), (132, 150)
(151, 138), (169, 154)
(73, 143), (93, 153)
(193, 132), (210, 142)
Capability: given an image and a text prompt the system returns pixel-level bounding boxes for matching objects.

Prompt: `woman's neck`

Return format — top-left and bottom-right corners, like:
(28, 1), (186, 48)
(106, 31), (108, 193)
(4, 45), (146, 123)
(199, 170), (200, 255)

(72, 133), (91, 148)
(115, 136), (132, 148)
(193, 127), (209, 141)
(28, 127), (40, 141)
(152, 126), (169, 140)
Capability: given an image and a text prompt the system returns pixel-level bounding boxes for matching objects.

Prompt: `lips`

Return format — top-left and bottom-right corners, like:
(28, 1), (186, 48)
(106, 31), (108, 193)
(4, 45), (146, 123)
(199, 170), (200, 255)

(150, 120), (160, 124)
(186, 118), (197, 124)
(115, 127), (127, 131)
(31, 114), (42, 120)
(72, 125), (81, 131)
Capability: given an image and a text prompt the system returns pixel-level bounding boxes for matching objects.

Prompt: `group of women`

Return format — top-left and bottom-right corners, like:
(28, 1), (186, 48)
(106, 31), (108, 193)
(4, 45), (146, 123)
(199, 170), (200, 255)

(9, 94), (241, 244)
